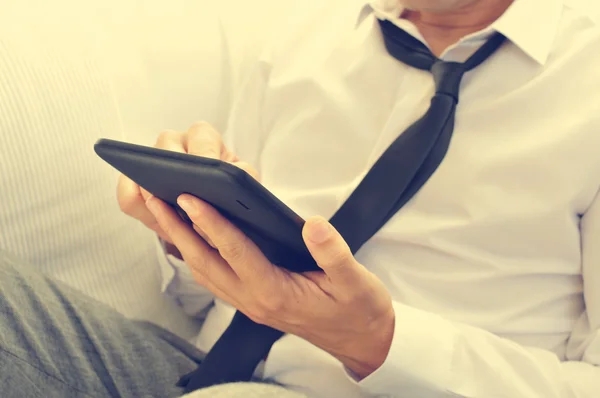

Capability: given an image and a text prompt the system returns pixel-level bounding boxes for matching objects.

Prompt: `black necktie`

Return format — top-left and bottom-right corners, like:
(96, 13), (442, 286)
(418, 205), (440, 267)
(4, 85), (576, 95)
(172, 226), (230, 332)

(179, 19), (506, 393)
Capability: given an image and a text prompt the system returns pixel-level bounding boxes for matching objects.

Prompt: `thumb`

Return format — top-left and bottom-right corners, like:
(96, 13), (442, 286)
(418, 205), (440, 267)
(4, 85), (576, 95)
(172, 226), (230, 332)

(302, 216), (363, 286)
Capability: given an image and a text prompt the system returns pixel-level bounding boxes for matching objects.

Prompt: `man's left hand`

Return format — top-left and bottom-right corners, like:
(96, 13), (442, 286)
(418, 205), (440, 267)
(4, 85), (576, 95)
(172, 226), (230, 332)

(146, 194), (395, 379)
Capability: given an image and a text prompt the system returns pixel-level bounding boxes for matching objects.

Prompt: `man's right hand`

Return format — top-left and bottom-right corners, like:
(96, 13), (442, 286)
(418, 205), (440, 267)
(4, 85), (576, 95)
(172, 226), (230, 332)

(117, 121), (258, 244)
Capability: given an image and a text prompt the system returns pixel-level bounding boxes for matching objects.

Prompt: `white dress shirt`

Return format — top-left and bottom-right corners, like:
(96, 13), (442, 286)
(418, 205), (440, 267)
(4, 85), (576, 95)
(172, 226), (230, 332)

(162, 0), (600, 397)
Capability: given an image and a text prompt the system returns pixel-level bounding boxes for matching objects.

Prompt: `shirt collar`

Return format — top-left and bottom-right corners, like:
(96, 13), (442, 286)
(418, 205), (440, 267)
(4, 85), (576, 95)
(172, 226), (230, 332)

(356, 0), (564, 65)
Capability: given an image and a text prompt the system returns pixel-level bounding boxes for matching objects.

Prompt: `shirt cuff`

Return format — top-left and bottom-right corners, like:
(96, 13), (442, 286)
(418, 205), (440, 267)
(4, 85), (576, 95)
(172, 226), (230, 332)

(154, 236), (215, 318)
(155, 236), (182, 292)
(348, 301), (457, 396)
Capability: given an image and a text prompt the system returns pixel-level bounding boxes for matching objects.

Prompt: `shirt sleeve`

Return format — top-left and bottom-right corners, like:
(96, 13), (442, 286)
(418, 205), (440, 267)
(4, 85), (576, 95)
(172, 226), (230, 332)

(154, 237), (215, 320)
(352, 192), (600, 398)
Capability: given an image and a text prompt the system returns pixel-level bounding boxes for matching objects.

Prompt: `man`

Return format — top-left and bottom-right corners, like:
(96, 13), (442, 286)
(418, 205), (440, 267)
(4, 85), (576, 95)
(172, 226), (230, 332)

(1, 0), (599, 397)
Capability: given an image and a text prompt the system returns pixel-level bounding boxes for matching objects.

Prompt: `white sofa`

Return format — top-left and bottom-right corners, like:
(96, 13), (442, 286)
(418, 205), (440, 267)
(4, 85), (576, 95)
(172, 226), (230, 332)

(0, 0), (308, 339)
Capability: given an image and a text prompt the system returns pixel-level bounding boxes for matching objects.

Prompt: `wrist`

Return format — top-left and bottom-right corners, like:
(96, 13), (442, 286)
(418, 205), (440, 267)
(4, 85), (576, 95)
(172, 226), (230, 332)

(339, 308), (395, 380)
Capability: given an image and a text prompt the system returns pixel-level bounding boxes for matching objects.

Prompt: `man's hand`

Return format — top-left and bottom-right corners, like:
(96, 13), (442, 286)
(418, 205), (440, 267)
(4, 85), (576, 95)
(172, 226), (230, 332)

(145, 194), (396, 379)
(117, 122), (258, 245)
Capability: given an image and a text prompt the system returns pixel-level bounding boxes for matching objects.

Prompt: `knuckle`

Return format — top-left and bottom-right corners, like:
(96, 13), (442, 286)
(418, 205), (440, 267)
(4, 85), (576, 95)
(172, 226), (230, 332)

(186, 253), (210, 277)
(246, 307), (269, 325)
(192, 224), (206, 237)
(189, 121), (217, 136)
(338, 288), (363, 306)
(323, 249), (350, 271)
(189, 122), (218, 142)
(187, 122), (223, 158)
(157, 231), (173, 244)
(222, 151), (239, 163)
(155, 130), (180, 148)
(194, 227), (217, 249)
(190, 269), (208, 287)
(218, 239), (248, 264)
(156, 218), (175, 238)
(258, 293), (284, 314)
(143, 219), (162, 233)
(117, 191), (140, 216)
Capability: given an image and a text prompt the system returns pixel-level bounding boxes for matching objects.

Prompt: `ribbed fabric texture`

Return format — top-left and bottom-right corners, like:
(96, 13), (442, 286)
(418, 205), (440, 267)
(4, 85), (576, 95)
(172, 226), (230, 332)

(0, 0), (240, 340)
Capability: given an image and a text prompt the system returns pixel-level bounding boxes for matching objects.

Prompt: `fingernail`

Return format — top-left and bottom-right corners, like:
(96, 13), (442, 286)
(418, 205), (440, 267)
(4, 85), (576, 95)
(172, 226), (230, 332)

(145, 195), (158, 214)
(177, 196), (196, 215)
(306, 217), (332, 244)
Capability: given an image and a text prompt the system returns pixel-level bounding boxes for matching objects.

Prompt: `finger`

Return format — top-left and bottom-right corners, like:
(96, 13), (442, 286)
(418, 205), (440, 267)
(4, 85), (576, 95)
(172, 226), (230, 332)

(139, 187), (152, 201)
(146, 196), (241, 288)
(222, 150), (239, 163)
(155, 130), (186, 152)
(187, 265), (244, 310)
(117, 175), (165, 234)
(154, 229), (173, 244)
(117, 174), (144, 216)
(176, 194), (271, 283)
(302, 216), (365, 288)
(186, 121), (223, 159)
(232, 161), (260, 181)
(193, 224), (216, 249)
(119, 178), (170, 241)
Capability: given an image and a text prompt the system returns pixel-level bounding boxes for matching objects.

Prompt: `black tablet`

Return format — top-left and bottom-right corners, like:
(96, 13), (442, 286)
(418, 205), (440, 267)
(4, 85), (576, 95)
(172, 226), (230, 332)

(94, 138), (319, 273)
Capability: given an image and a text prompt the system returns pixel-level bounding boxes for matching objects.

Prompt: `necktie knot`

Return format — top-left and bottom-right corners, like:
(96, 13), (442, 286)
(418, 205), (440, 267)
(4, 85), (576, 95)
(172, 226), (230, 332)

(377, 19), (506, 104)
(431, 61), (466, 102)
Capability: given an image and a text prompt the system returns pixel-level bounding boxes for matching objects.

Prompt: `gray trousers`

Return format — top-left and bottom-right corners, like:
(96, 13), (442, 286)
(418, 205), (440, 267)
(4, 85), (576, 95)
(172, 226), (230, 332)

(0, 252), (307, 398)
